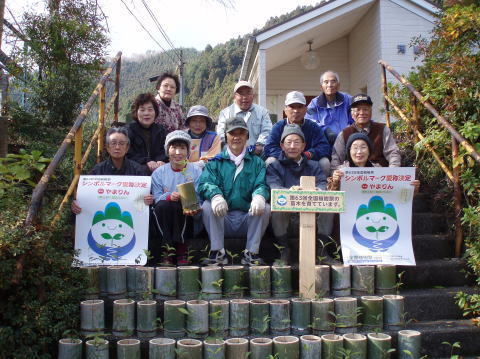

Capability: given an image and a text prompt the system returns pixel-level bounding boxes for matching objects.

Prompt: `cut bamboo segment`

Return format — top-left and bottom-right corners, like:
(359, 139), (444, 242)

(299, 335), (322, 359)
(80, 266), (100, 299)
(359, 296), (383, 331)
(209, 299), (230, 338)
(398, 330), (421, 359)
(117, 339), (140, 359)
(343, 333), (367, 359)
(202, 267), (223, 300)
(136, 300), (157, 338)
(352, 266), (375, 296)
(375, 265), (396, 295)
(383, 295), (405, 330)
(135, 266), (154, 300)
(163, 299), (186, 339)
(270, 299), (291, 335)
(230, 299), (250, 337)
(178, 266), (200, 300)
(334, 297), (358, 334)
(250, 299), (270, 336)
(223, 266), (245, 298)
(155, 267), (177, 299)
(58, 338), (82, 359)
(126, 266), (137, 298)
(272, 265), (292, 298)
(273, 336), (299, 359)
(291, 298), (311, 335)
(107, 266), (127, 299)
(204, 338), (225, 359)
(80, 299), (104, 335)
(187, 300), (209, 339)
(367, 333), (392, 359)
(149, 338), (176, 359)
(250, 338), (273, 359)
(112, 299), (135, 337)
(225, 338), (249, 359)
(321, 334), (344, 359)
(331, 265), (351, 297)
(85, 339), (109, 359)
(311, 298), (334, 335)
(177, 338), (203, 359)
(98, 266), (108, 297)
(315, 265), (330, 297)
(249, 266), (271, 298)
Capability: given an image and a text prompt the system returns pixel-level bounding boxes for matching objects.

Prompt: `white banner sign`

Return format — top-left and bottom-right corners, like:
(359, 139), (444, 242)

(339, 167), (416, 266)
(74, 175), (151, 266)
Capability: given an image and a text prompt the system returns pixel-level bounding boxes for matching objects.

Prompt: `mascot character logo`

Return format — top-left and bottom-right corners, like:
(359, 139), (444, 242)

(352, 196), (399, 252)
(88, 202), (136, 260)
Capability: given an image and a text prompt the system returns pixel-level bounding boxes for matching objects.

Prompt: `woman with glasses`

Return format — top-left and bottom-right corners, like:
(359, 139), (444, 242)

(154, 72), (184, 133)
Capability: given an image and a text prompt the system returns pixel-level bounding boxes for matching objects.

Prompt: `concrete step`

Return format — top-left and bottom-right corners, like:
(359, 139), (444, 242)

(412, 193), (432, 213)
(412, 213), (449, 235)
(412, 234), (454, 260)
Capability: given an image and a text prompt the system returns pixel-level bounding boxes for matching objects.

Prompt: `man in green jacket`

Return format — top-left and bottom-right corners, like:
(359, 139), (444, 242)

(199, 117), (271, 266)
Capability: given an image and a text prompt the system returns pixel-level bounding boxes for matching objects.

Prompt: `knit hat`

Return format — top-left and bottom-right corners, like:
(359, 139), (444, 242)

(185, 105), (213, 128)
(281, 124), (305, 143)
(346, 133), (372, 163)
(165, 130), (192, 155)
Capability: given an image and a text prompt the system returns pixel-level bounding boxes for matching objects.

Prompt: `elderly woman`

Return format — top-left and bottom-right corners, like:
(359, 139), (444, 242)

(154, 72), (184, 133)
(126, 93), (167, 174)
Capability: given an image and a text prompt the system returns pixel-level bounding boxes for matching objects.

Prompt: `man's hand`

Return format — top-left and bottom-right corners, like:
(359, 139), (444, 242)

(170, 192), (181, 202)
(71, 200), (82, 214)
(147, 161), (159, 172)
(410, 180), (420, 195)
(211, 195), (228, 217)
(143, 195), (154, 205)
(249, 195), (266, 216)
(254, 144), (264, 155)
(332, 170), (344, 184)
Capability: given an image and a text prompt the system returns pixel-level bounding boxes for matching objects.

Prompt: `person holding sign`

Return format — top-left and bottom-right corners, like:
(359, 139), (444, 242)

(151, 131), (202, 265)
(199, 117), (271, 266)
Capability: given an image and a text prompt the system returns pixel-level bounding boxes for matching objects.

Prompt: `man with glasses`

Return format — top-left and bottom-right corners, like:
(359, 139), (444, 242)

(305, 71), (353, 145)
(330, 94), (401, 171)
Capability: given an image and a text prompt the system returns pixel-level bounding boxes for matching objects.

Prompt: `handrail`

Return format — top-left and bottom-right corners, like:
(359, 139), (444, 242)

(379, 59), (479, 257)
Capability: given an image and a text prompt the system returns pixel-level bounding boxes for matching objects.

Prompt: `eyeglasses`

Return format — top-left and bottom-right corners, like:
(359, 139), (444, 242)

(109, 141), (128, 147)
(351, 145), (369, 152)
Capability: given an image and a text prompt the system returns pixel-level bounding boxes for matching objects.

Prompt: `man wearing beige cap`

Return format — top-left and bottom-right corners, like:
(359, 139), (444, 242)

(217, 81), (272, 155)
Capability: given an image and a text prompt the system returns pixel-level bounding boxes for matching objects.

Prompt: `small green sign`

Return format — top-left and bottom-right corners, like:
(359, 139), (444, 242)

(271, 189), (345, 213)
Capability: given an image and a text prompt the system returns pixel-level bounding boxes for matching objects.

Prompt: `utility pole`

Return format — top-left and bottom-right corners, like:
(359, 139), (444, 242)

(0, 0), (8, 158)
(178, 49), (184, 107)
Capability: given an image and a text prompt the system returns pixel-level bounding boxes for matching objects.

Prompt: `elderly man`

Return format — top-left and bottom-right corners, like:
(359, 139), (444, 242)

(305, 71), (353, 144)
(264, 91), (331, 176)
(331, 94), (401, 170)
(199, 117), (271, 266)
(217, 81), (272, 156)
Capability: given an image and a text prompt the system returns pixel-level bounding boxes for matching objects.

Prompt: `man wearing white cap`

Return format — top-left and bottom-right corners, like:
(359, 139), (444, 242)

(264, 91), (331, 176)
(217, 81), (272, 155)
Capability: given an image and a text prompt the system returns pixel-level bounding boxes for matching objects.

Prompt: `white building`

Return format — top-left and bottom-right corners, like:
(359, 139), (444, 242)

(239, 0), (438, 122)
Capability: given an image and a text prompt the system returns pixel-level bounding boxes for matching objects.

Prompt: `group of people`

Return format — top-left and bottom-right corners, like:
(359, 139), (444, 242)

(74, 70), (418, 266)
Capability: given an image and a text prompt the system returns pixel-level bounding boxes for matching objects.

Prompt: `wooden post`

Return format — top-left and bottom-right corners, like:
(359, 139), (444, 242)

(97, 85), (106, 163)
(114, 56), (121, 124)
(299, 176), (316, 299)
(74, 126), (83, 177)
(381, 65), (391, 127)
(411, 96), (419, 143)
(452, 137), (463, 257)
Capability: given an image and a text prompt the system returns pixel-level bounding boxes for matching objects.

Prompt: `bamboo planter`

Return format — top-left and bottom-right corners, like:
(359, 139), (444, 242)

(126, 266), (137, 298)
(178, 266), (200, 300)
(223, 266), (245, 298)
(321, 334), (344, 359)
(249, 266), (271, 298)
(117, 339), (140, 359)
(250, 299), (270, 336)
(291, 298), (311, 335)
(270, 299), (291, 335)
(398, 330), (421, 359)
(375, 265), (396, 295)
(383, 295), (405, 330)
(250, 338), (273, 359)
(209, 300), (230, 338)
(107, 266), (127, 299)
(85, 339), (109, 359)
(177, 338), (203, 359)
(112, 299), (135, 337)
(360, 296), (383, 331)
(58, 338), (82, 359)
(367, 333), (392, 359)
(230, 299), (250, 337)
(149, 338), (176, 359)
(331, 265), (351, 297)
(137, 300), (157, 338)
(272, 265), (292, 298)
(334, 297), (358, 334)
(343, 333), (367, 359)
(204, 338), (226, 359)
(300, 335), (322, 359)
(202, 267), (223, 300)
(164, 299), (186, 338)
(352, 266), (375, 296)
(187, 300), (209, 339)
(311, 298), (334, 335)
(225, 338), (249, 359)
(155, 267), (177, 299)
(98, 266), (108, 297)
(273, 336), (299, 359)
(135, 266), (154, 300)
(315, 265), (330, 297)
(80, 266), (100, 299)
(80, 299), (104, 335)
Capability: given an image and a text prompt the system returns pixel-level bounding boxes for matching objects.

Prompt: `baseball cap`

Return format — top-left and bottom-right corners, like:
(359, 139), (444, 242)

(225, 116), (248, 133)
(234, 80), (253, 93)
(285, 91), (306, 106)
(281, 124), (305, 143)
(351, 94), (373, 107)
(186, 105), (212, 127)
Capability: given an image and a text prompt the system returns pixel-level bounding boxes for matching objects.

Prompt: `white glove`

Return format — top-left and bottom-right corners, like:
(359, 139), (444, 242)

(211, 195), (228, 217)
(249, 195), (266, 216)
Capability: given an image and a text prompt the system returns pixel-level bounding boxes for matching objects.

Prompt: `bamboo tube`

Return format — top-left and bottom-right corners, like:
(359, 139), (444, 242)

(58, 338), (82, 359)
(367, 333), (392, 359)
(112, 299), (135, 337)
(331, 265), (351, 297)
(135, 266), (154, 300)
(352, 266), (375, 296)
(270, 300), (291, 335)
(163, 299), (186, 338)
(272, 265), (292, 298)
(149, 338), (176, 359)
(177, 339), (203, 359)
(291, 298), (311, 335)
(117, 339), (140, 359)
(383, 295), (405, 330)
(250, 338), (272, 359)
(230, 299), (250, 337)
(187, 299), (209, 339)
(155, 267), (177, 299)
(107, 266), (127, 299)
(334, 297), (358, 334)
(99, 266), (108, 297)
(398, 330), (421, 359)
(225, 338), (249, 359)
(202, 267), (223, 300)
(126, 266), (136, 298)
(300, 335), (322, 359)
(273, 336), (299, 359)
(223, 266), (245, 298)
(359, 296), (383, 331)
(375, 265), (396, 295)
(321, 334), (344, 359)
(204, 338), (225, 359)
(315, 265), (330, 297)
(80, 299), (104, 335)
(80, 266), (100, 299)
(136, 300), (157, 338)
(250, 299), (270, 336)
(85, 339), (109, 359)
(249, 266), (271, 298)
(209, 299), (230, 338)
(311, 298), (334, 335)
(178, 266), (200, 300)
(343, 333), (367, 359)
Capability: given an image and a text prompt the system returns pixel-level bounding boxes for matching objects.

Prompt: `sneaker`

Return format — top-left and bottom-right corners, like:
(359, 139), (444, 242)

(201, 249), (228, 266)
(241, 250), (265, 266)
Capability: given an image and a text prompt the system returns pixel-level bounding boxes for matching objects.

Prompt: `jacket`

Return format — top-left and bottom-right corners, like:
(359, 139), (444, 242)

(263, 119), (331, 160)
(187, 130), (222, 162)
(217, 103), (273, 147)
(90, 157), (148, 176)
(151, 163), (202, 203)
(198, 149), (270, 212)
(126, 121), (168, 165)
(266, 152), (326, 190)
(154, 95), (185, 133)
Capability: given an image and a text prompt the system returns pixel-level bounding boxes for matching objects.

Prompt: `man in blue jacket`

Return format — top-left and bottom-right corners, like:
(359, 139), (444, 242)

(264, 91), (331, 176)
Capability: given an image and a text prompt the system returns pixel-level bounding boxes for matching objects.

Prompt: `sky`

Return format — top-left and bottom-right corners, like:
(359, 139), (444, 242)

(6, 0), (321, 58)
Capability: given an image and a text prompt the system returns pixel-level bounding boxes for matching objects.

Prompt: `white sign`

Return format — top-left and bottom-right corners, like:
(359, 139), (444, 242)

(74, 175), (151, 266)
(339, 167), (416, 266)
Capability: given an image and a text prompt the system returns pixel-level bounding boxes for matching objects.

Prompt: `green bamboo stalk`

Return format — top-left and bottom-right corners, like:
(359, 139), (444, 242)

(154, 267), (177, 299)
(332, 265), (351, 297)
(334, 297), (358, 334)
(149, 338), (176, 359)
(112, 299), (135, 337)
(273, 336), (300, 359)
(375, 265), (396, 295)
(359, 296), (383, 331)
(80, 299), (104, 335)
(202, 266), (223, 300)
(398, 330), (421, 359)
(299, 335), (322, 359)
(135, 266), (154, 300)
(98, 266), (108, 297)
(107, 266), (127, 299)
(136, 300), (157, 338)
(187, 299), (209, 339)
(352, 266), (375, 296)
(321, 334), (343, 359)
(178, 266), (200, 300)
(315, 265), (330, 297)
(223, 266), (245, 298)
(126, 266), (137, 298)
(383, 295), (405, 330)
(249, 266), (271, 298)
(229, 299), (250, 337)
(85, 339), (109, 359)
(163, 299), (186, 339)
(58, 338), (82, 359)
(367, 333), (392, 359)
(270, 300), (291, 335)
(117, 339), (140, 359)
(311, 298), (334, 335)
(250, 338), (272, 359)
(343, 333), (367, 359)
(176, 339), (203, 359)
(291, 298), (311, 335)
(272, 265), (292, 298)
(225, 338), (249, 359)
(80, 266), (100, 299)
(204, 338), (225, 359)
(210, 299), (230, 338)
(250, 299), (270, 336)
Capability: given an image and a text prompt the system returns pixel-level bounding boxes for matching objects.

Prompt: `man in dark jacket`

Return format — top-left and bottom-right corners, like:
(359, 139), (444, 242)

(267, 124), (333, 264)
(264, 91), (331, 176)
